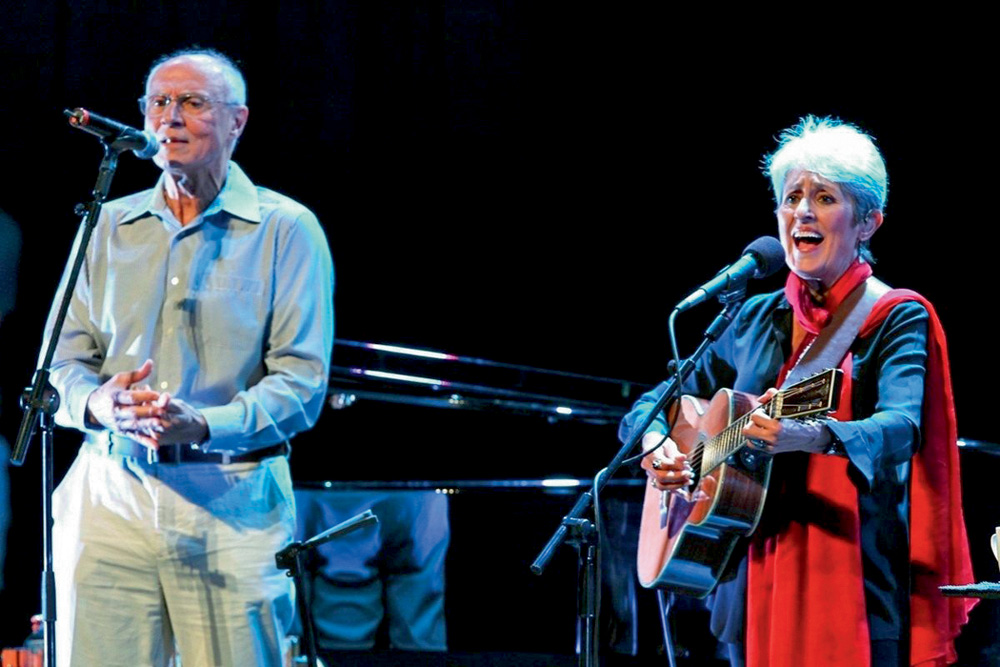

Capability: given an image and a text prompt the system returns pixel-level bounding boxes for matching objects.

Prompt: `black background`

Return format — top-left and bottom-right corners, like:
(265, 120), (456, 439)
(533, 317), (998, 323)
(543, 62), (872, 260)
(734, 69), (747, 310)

(0, 2), (995, 656)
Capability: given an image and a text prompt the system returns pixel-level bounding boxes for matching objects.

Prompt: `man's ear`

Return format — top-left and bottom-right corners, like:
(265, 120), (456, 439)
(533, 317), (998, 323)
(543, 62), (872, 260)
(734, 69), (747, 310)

(231, 106), (249, 141)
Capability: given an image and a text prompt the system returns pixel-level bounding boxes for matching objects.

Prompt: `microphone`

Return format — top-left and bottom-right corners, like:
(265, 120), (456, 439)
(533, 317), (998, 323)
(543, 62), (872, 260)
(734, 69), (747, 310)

(64, 108), (159, 159)
(675, 236), (785, 311)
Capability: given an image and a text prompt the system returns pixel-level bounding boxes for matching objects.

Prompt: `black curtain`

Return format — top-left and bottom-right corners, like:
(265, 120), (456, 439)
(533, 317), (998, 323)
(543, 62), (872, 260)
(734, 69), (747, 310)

(0, 2), (993, 653)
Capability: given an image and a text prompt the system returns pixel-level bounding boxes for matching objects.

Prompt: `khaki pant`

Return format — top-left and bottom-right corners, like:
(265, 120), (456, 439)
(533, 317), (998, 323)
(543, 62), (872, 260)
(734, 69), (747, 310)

(53, 446), (296, 667)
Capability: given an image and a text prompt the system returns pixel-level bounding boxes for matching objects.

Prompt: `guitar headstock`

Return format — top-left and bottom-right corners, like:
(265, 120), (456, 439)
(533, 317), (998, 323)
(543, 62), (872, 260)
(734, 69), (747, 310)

(773, 368), (843, 419)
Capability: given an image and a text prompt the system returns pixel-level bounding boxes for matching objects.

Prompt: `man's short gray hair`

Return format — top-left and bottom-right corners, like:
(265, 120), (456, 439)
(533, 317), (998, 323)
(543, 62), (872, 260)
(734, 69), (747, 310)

(146, 47), (246, 105)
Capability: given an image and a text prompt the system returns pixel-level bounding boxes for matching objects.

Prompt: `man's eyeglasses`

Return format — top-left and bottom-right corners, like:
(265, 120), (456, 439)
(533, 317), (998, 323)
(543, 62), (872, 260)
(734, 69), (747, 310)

(138, 93), (239, 117)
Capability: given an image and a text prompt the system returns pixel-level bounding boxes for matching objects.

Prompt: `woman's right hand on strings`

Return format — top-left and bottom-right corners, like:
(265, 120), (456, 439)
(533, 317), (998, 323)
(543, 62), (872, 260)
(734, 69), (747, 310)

(640, 431), (694, 496)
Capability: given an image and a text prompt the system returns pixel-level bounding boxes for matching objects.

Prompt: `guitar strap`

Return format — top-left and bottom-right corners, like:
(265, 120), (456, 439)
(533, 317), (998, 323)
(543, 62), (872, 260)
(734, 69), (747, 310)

(780, 276), (891, 389)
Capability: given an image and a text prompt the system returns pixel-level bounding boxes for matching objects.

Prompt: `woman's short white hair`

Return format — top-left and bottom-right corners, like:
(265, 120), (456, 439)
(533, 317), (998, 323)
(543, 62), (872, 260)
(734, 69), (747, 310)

(763, 116), (887, 262)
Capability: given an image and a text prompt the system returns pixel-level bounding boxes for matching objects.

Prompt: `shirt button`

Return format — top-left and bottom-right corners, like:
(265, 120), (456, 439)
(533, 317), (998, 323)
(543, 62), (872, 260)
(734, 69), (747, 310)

(170, 276), (180, 286)
(160, 381), (169, 390)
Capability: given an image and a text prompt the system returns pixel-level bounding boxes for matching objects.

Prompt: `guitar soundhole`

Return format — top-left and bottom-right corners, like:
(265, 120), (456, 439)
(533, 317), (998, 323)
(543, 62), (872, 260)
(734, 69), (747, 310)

(739, 447), (768, 471)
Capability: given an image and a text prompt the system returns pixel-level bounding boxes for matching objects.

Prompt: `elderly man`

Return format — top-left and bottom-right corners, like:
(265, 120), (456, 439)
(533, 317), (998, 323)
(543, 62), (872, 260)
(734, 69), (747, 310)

(45, 48), (333, 666)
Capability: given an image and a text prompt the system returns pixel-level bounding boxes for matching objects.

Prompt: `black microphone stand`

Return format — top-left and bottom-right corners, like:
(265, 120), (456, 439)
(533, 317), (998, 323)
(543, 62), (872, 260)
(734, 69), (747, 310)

(11, 129), (138, 667)
(275, 510), (379, 667)
(530, 287), (746, 667)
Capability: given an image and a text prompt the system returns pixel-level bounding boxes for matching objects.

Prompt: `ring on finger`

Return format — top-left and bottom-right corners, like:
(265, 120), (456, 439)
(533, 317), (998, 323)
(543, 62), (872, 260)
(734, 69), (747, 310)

(651, 458), (664, 470)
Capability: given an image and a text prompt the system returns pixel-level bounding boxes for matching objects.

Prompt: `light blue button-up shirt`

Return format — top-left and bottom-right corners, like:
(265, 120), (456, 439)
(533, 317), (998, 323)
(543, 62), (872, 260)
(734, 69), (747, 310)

(45, 162), (334, 453)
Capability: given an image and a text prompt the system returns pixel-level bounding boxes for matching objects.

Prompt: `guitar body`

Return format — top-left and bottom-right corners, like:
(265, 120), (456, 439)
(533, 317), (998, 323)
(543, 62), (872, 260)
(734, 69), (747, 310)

(635, 368), (842, 596)
(636, 388), (772, 596)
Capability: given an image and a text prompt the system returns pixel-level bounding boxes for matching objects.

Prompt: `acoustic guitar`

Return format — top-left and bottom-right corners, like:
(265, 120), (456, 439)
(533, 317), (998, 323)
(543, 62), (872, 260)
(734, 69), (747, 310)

(636, 368), (842, 596)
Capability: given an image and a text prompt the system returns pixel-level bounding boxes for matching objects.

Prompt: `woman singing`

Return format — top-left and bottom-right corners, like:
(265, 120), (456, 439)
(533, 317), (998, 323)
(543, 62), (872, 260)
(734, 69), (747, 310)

(622, 117), (975, 666)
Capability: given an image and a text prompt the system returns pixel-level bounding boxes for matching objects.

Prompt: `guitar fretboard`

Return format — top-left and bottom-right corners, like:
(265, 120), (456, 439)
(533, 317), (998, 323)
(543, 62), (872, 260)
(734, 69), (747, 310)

(687, 401), (776, 478)
(681, 369), (838, 479)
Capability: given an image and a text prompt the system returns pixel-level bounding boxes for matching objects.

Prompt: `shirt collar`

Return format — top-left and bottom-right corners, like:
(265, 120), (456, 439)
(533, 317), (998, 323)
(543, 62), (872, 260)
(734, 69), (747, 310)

(118, 161), (261, 225)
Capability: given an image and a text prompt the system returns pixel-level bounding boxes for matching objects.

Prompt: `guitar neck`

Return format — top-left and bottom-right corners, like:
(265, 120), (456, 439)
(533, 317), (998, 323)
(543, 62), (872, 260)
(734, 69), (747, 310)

(695, 369), (840, 477)
(697, 404), (773, 476)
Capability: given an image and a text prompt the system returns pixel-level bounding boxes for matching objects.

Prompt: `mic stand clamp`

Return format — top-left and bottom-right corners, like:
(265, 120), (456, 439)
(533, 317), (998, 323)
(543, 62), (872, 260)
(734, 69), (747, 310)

(275, 510), (379, 667)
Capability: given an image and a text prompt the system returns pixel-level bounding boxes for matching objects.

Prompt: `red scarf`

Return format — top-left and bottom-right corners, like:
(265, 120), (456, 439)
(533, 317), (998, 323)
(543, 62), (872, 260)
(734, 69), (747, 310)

(745, 262), (977, 666)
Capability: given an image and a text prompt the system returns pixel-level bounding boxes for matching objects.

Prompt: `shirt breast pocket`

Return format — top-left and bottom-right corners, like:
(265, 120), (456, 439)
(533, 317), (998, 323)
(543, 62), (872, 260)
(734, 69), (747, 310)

(194, 273), (265, 351)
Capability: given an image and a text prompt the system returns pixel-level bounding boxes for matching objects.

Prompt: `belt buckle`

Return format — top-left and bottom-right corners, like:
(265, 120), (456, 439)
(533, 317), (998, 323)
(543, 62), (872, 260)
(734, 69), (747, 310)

(185, 443), (231, 465)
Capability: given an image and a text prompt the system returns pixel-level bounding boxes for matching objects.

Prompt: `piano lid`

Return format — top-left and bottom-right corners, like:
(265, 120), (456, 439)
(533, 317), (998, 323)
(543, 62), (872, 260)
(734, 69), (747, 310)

(328, 339), (648, 426)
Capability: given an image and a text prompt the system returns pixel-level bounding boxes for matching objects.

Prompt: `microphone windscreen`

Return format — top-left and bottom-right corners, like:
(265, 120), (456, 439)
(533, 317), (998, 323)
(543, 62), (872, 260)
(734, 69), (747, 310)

(742, 236), (785, 278)
(133, 131), (159, 160)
